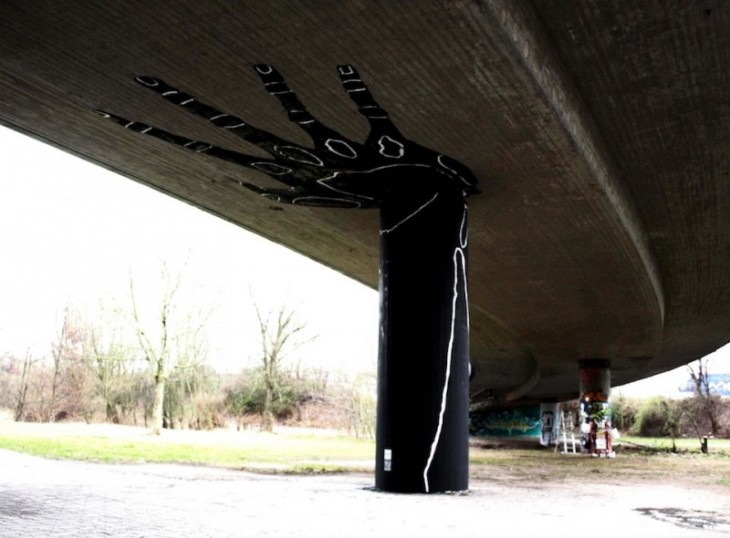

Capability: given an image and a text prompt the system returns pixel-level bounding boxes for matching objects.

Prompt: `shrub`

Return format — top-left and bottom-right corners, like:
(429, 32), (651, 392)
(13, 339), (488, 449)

(611, 395), (640, 433)
(163, 363), (222, 430)
(631, 396), (672, 437)
(224, 368), (318, 426)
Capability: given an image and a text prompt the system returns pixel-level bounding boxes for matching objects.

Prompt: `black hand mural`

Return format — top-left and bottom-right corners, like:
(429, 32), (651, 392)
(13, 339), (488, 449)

(96, 65), (478, 210)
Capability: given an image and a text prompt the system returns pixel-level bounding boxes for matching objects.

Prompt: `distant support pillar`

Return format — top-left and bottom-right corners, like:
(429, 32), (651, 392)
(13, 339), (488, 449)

(578, 359), (614, 456)
(375, 185), (470, 493)
(539, 402), (560, 447)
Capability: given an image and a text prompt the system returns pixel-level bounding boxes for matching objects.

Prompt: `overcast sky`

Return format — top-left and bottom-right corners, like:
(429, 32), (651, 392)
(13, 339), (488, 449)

(0, 125), (379, 375)
(0, 124), (727, 393)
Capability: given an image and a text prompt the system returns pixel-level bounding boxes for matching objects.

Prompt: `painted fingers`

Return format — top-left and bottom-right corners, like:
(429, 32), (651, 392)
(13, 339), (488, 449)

(132, 75), (289, 152)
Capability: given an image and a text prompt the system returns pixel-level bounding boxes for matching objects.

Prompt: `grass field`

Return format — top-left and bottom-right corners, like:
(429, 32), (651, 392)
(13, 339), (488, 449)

(618, 435), (730, 452)
(1, 418), (729, 487)
(0, 419), (375, 473)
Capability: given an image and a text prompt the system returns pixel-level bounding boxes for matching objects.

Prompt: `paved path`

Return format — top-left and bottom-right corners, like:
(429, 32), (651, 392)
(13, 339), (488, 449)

(1, 449), (729, 537)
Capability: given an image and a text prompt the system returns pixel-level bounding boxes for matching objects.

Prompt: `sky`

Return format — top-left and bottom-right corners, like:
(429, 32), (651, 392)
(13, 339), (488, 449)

(615, 344), (729, 398)
(0, 125), (379, 375)
(0, 124), (728, 393)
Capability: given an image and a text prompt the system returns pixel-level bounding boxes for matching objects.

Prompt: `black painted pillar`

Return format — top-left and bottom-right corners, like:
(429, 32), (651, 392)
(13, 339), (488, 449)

(98, 64), (479, 491)
(375, 185), (470, 493)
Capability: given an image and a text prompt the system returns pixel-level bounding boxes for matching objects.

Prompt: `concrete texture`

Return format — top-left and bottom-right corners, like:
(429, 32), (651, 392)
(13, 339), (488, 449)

(0, 2), (728, 403)
(1, 449), (729, 537)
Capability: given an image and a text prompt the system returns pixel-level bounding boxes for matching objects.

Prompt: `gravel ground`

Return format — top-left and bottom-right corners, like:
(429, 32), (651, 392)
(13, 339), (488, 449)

(1, 448), (729, 537)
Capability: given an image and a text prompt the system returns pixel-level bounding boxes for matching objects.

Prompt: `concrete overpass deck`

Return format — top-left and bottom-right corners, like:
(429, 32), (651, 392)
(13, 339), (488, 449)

(0, 2), (728, 405)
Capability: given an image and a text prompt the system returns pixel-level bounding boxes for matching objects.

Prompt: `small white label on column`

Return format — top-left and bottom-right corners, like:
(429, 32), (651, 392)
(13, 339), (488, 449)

(384, 449), (392, 472)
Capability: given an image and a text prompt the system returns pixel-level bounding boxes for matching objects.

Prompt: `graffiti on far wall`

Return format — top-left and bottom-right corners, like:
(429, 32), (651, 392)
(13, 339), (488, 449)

(470, 408), (541, 437)
(681, 374), (730, 396)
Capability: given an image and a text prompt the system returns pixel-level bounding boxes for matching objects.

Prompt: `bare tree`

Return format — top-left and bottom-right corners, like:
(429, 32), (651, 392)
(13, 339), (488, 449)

(45, 307), (85, 422)
(14, 350), (33, 421)
(128, 264), (210, 435)
(62, 345), (96, 423)
(687, 357), (720, 436)
(346, 372), (376, 439)
(660, 398), (684, 453)
(253, 301), (309, 432)
(87, 325), (135, 423)
(129, 266), (177, 435)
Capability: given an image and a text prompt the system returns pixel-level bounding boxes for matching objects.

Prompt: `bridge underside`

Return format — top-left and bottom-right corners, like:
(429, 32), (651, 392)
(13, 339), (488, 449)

(1, 2), (729, 408)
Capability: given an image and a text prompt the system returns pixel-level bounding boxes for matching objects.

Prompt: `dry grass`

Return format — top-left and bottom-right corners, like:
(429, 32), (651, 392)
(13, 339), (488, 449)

(1, 413), (728, 488)
(469, 441), (730, 488)
(0, 416), (375, 473)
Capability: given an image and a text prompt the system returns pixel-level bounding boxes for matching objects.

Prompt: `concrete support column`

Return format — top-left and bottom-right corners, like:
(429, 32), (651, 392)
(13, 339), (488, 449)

(578, 359), (613, 455)
(97, 64), (480, 492)
(539, 402), (560, 447)
(375, 186), (470, 493)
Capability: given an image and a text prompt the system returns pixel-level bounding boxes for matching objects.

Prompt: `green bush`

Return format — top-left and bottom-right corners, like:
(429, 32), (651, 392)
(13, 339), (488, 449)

(611, 395), (640, 433)
(163, 363), (223, 430)
(631, 396), (671, 437)
(224, 368), (318, 424)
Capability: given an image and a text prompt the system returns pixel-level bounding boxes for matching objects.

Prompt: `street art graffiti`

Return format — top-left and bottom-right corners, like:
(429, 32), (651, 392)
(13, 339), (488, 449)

(681, 373), (730, 396)
(96, 65), (478, 211)
(470, 407), (542, 437)
(97, 66), (479, 493)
